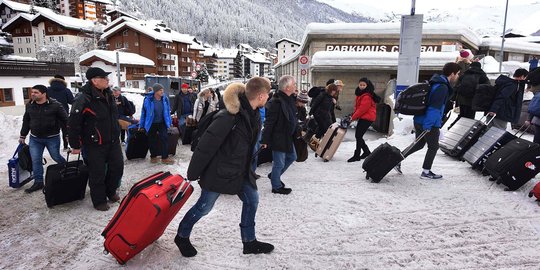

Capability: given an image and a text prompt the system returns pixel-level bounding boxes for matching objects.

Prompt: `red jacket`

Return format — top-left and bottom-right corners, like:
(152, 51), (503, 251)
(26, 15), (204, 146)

(351, 93), (376, 122)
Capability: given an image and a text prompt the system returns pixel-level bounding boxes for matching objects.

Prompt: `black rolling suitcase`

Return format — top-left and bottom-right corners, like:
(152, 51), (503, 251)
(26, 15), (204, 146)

(44, 153), (89, 207)
(462, 126), (516, 170)
(483, 136), (540, 191)
(363, 131), (428, 183)
(126, 125), (149, 160)
(158, 127), (180, 156)
(371, 103), (391, 134)
(439, 117), (490, 158)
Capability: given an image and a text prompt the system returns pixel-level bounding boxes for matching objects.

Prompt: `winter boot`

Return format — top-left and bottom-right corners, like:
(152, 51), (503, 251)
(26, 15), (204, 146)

(358, 150), (371, 159)
(175, 235), (198, 257)
(347, 150), (362, 162)
(243, 240), (274, 254)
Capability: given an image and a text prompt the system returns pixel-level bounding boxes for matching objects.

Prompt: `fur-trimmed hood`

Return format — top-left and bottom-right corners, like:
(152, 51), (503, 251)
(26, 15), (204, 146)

(49, 77), (67, 87)
(222, 82), (245, 115)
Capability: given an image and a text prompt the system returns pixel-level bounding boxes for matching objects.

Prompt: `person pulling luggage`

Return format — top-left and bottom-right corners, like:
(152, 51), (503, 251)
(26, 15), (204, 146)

(394, 62), (461, 179)
(348, 77), (380, 162)
(19, 85), (68, 193)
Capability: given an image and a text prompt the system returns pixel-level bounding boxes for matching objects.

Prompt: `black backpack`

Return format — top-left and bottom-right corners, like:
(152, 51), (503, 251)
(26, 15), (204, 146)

(394, 82), (431, 115)
(472, 84), (499, 112)
(126, 99), (136, 116)
(18, 144), (33, 171)
(190, 110), (220, 152)
(308, 86), (324, 98)
(455, 73), (479, 98)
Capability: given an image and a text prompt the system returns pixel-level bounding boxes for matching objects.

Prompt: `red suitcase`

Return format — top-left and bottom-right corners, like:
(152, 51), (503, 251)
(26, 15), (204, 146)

(102, 171), (194, 265)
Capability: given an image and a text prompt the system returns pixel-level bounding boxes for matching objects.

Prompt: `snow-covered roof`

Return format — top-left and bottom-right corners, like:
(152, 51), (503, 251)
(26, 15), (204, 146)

(0, 0), (33, 12)
(103, 16), (138, 32)
(243, 53), (270, 64)
(190, 39), (205, 50)
(32, 11), (97, 32)
(239, 43), (253, 49)
(101, 20), (193, 44)
(202, 48), (217, 57)
(79, 49), (155, 66)
(257, 48), (269, 54)
(275, 22), (481, 68)
(0, 36), (10, 46)
(1, 13), (34, 31)
(311, 51), (459, 70)
(89, 0), (112, 4)
(480, 55), (529, 74)
(480, 37), (540, 54)
(275, 38), (301, 47)
(2, 54), (37, 61)
(215, 49), (238, 59)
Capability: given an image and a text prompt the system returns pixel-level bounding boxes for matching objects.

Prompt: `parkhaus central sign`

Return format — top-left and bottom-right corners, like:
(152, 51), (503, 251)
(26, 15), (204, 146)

(326, 44), (442, 52)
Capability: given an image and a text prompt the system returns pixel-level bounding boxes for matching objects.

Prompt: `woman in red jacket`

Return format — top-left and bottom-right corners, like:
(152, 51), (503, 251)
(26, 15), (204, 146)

(348, 77), (380, 162)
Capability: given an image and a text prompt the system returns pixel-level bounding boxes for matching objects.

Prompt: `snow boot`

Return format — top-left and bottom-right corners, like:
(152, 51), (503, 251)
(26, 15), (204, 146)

(243, 240), (274, 254)
(24, 182), (44, 193)
(175, 235), (198, 257)
(347, 150), (362, 162)
(358, 150), (371, 159)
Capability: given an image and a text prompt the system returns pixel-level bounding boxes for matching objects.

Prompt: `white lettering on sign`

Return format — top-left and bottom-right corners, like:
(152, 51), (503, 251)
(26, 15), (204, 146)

(326, 44), (440, 53)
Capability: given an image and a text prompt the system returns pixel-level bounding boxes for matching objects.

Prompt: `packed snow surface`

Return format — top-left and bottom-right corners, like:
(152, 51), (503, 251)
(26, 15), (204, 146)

(1, 95), (539, 269)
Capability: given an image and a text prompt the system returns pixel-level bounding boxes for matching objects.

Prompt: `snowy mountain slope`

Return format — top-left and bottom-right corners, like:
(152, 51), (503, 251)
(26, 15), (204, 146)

(318, 0), (540, 37)
(114, 0), (372, 49)
(1, 97), (540, 269)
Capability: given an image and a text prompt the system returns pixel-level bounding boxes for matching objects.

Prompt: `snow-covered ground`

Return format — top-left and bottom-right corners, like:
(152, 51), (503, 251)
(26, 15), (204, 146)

(1, 95), (540, 269)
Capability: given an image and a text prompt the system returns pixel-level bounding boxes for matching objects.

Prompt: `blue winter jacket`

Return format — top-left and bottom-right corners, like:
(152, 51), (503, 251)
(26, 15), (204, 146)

(414, 74), (452, 130)
(140, 92), (172, 132)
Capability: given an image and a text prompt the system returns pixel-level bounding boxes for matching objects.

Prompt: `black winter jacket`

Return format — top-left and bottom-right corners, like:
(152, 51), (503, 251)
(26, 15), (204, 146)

(261, 91), (298, 153)
(20, 98), (68, 138)
(454, 67), (490, 107)
(47, 78), (74, 113)
(309, 91), (335, 126)
(67, 83), (120, 149)
(114, 95), (133, 117)
(490, 75), (525, 123)
(171, 92), (196, 115)
(187, 87), (259, 195)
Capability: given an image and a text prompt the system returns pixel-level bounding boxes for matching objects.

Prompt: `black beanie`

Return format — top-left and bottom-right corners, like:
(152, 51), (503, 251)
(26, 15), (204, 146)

(326, 78), (336, 86)
(32, 85), (48, 94)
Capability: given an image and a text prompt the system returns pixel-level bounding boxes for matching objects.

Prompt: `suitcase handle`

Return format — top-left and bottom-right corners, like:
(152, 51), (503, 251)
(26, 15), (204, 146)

(478, 114), (496, 126)
(514, 124), (531, 138)
(401, 130), (429, 156)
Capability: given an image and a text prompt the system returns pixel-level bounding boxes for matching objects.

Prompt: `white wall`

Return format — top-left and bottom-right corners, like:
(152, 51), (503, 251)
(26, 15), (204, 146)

(0, 76), (80, 106)
(89, 60), (126, 88)
(277, 41), (299, 61)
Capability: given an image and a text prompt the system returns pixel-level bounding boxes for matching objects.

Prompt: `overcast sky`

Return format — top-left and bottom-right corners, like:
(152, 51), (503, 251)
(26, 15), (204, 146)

(319, 0), (540, 15)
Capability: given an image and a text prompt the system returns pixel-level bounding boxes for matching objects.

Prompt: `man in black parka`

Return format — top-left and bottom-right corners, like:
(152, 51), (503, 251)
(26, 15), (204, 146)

(175, 78), (274, 257)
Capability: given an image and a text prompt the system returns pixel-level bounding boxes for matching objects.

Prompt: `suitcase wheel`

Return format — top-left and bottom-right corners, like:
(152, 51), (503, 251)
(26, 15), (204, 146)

(365, 175), (370, 180)
(314, 153), (318, 157)
(529, 191), (534, 198)
(323, 159), (329, 162)
(488, 177), (495, 181)
(103, 249), (109, 255)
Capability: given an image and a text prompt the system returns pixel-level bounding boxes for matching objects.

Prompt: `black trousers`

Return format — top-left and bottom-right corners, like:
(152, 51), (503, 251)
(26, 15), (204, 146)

(61, 127), (69, 149)
(314, 114), (332, 139)
(148, 122), (168, 159)
(355, 119), (373, 153)
(404, 124), (440, 170)
(85, 143), (124, 206)
(459, 105), (475, 119)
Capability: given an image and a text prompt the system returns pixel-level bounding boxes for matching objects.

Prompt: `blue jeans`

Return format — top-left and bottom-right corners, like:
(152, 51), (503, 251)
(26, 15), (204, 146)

(270, 146), (297, 189)
(29, 135), (66, 183)
(177, 181), (259, 242)
(251, 129), (262, 172)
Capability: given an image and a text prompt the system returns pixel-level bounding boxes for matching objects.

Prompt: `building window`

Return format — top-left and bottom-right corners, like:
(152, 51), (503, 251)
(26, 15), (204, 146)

(49, 36), (55, 42)
(26, 48), (31, 53)
(23, 28), (29, 33)
(124, 42), (129, 48)
(0, 88), (14, 103)
(22, 87), (31, 101)
(122, 29), (128, 36)
(57, 27), (63, 32)
(16, 37), (21, 43)
(47, 27), (53, 32)
(134, 41), (139, 47)
(59, 36), (64, 42)
(15, 29), (20, 34)
(115, 42), (122, 48)
(25, 37), (30, 43)
(291, 44), (295, 48)
(18, 48), (23, 53)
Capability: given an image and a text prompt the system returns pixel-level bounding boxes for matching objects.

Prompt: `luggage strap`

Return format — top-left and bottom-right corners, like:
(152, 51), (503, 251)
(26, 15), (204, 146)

(12, 143), (24, 159)
(401, 130), (429, 156)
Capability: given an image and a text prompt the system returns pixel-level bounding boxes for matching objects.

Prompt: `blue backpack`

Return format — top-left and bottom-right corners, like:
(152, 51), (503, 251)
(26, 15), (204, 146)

(528, 92), (540, 117)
